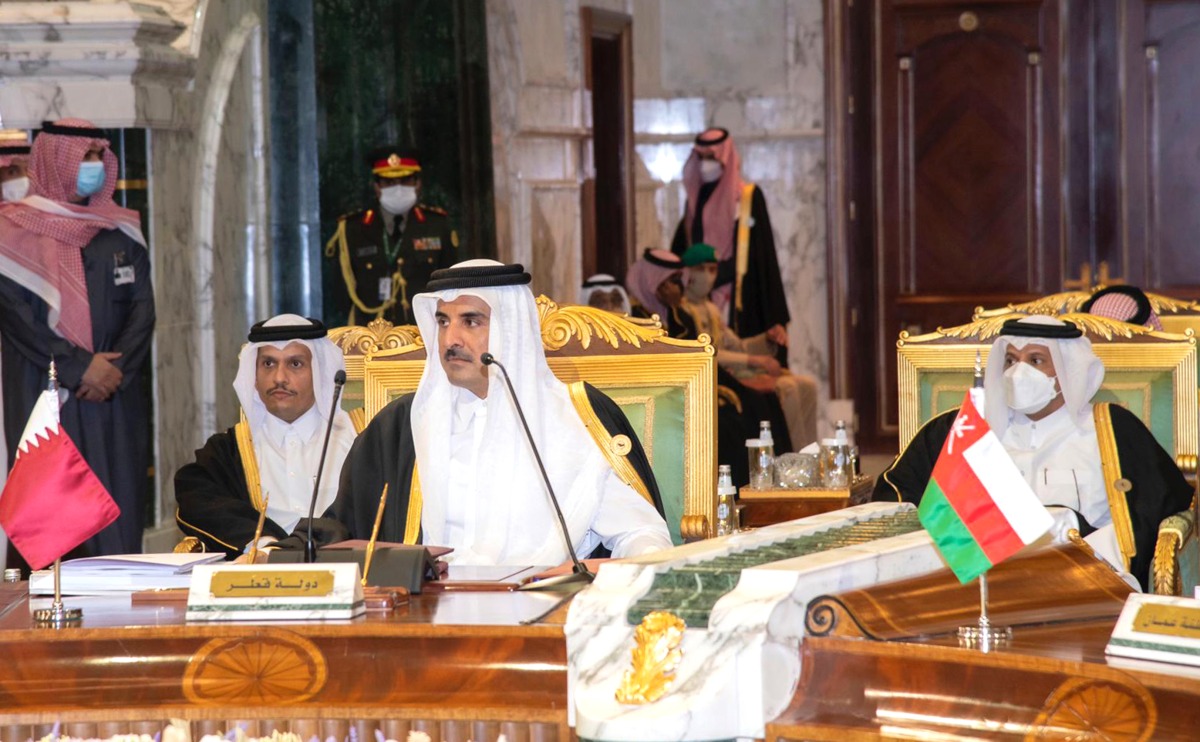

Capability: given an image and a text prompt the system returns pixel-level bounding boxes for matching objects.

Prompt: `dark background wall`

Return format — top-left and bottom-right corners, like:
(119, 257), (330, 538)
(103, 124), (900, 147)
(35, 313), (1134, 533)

(268, 0), (496, 324)
(310, 0), (496, 323)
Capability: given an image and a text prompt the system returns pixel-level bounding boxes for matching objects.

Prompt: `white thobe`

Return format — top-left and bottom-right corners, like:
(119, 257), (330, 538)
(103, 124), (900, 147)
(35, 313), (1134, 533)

(1003, 406), (1136, 589)
(437, 388), (672, 565)
(256, 406), (339, 535)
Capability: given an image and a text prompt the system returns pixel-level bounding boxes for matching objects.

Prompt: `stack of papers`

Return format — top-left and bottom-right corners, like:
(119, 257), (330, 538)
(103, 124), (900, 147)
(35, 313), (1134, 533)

(30, 553), (225, 595)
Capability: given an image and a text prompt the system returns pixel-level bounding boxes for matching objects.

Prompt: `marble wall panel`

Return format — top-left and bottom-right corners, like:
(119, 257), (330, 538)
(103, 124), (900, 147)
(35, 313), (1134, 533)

(518, 85), (586, 133)
(789, 0), (825, 129)
(529, 186), (582, 298)
(659, 0), (790, 95)
(513, 137), (581, 182)
(513, 1), (571, 86)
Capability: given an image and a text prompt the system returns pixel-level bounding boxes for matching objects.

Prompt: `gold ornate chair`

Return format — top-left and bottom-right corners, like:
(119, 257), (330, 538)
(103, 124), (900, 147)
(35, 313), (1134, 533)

(328, 319), (421, 432)
(349, 298), (717, 545)
(896, 310), (1199, 595)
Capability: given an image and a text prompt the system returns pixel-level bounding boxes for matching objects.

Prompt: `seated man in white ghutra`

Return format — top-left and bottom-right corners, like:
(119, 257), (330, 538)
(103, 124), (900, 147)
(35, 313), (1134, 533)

(330, 259), (672, 566)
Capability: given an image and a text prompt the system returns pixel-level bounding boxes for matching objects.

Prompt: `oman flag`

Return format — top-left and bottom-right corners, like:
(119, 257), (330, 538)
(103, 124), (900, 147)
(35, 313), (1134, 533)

(0, 382), (119, 570)
(918, 389), (1054, 583)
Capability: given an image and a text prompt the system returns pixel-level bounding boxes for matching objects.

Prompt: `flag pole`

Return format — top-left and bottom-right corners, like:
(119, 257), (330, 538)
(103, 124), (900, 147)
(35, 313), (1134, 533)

(957, 572), (1011, 651)
(955, 352), (1010, 651)
(29, 361), (83, 627)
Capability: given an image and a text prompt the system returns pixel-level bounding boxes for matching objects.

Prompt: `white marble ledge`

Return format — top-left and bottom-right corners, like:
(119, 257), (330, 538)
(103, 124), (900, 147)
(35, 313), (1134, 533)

(0, 2), (185, 46)
(568, 504), (940, 742)
(0, 80), (182, 130)
(0, 44), (193, 81)
(567, 502), (917, 632)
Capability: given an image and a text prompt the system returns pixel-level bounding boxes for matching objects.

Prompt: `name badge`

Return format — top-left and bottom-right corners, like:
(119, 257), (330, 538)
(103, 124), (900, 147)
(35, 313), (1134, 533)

(356, 245), (378, 258)
(114, 265), (135, 285)
(378, 277), (392, 302)
(413, 237), (442, 252)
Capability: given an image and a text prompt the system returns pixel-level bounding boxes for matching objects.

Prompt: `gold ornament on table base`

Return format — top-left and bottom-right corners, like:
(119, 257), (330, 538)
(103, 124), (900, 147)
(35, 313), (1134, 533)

(616, 610), (686, 705)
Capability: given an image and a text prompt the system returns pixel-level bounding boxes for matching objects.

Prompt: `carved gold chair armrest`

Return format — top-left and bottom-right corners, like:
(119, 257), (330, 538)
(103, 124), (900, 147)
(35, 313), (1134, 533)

(1153, 505), (1197, 596)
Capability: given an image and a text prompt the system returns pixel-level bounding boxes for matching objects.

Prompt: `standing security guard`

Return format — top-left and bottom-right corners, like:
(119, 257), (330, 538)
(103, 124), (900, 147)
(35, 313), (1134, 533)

(325, 149), (458, 325)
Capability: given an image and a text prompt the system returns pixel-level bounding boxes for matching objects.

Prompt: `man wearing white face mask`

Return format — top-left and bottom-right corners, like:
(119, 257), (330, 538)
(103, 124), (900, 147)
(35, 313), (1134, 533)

(326, 148), (458, 326)
(874, 316), (1192, 591)
(670, 128), (789, 349)
(0, 118), (154, 559)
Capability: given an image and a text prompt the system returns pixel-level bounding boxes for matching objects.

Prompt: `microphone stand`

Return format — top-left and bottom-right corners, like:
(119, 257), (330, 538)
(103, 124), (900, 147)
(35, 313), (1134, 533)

(305, 369), (347, 563)
(481, 352), (594, 586)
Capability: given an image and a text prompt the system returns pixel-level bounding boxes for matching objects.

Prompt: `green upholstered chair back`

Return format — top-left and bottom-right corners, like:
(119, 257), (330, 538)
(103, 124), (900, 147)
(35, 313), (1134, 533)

(896, 314), (1198, 476)
(355, 297), (718, 545)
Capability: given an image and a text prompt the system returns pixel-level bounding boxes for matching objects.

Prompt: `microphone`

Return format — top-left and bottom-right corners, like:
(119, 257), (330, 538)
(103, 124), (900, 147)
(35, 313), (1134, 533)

(481, 352), (594, 585)
(305, 369), (347, 563)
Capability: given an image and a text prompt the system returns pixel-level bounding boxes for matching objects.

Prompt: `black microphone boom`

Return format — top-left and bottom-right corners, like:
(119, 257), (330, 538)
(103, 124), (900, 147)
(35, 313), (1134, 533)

(481, 352), (594, 585)
(305, 369), (347, 563)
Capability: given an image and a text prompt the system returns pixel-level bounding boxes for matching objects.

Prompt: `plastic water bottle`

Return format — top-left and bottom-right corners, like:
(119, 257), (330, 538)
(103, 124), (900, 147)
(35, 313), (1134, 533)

(759, 420), (775, 455)
(716, 464), (738, 536)
(824, 420), (851, 488)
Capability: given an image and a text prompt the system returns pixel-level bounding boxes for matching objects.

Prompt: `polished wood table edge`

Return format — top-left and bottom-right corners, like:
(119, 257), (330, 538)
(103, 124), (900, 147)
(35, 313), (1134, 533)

(0, 622), (565, 640)
(766, 621), (1200, 740)
(0, 596), (566, 638)
(0, 705), (570, 727)
(767, 722), (887, 742)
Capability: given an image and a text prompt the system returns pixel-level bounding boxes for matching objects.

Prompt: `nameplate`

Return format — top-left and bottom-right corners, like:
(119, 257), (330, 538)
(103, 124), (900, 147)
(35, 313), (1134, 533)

(1106, 594), (1200, 668)
(210, 569), (334, 598)
(186, 563), (364, 622)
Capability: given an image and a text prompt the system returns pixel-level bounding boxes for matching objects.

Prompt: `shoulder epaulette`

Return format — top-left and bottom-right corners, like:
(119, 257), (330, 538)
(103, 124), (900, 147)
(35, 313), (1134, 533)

(419, 204), (448, 216)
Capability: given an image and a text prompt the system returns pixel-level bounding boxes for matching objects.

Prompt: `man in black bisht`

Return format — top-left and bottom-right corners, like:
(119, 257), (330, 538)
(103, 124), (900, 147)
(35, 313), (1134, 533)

(671, 128), (790, 345)
(325, 149), (458, 326)
(328, 260), (673, 566)
(874, 316), (1192, 591)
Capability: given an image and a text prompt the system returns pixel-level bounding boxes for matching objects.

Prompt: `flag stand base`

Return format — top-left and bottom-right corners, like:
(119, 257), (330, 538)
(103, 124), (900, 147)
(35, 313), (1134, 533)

(32, 559), (82, 627)
(957, 621), (1011, 652)
(33, 601), (82, 627)
(956, 572), (1010, 652)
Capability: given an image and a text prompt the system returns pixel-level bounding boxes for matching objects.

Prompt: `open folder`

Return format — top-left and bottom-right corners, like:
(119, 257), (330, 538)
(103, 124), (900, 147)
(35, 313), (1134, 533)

(30, 553), (225, 595)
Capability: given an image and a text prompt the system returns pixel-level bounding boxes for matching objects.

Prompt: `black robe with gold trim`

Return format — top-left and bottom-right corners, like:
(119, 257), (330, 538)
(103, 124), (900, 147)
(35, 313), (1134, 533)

(330, 383), (664, 554)
(175, 409), (366, 559)
(872, 404), (1193, 590)
(174, 426), (291, 558)
(670, 184), (790, 338)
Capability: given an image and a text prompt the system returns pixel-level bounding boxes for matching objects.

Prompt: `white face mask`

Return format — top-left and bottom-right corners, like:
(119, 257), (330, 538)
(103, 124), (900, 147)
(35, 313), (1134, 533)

(2, 176), (29, 202)
(684, 267), (716, 301)
(1003, 362), (1060, 415)
(699, 159), (723, 183)
(379, 184), (418, 215)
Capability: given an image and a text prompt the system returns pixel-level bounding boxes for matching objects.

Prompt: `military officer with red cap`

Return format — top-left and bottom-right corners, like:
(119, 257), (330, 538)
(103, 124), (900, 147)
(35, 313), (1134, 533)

(326, 148), (458, 325)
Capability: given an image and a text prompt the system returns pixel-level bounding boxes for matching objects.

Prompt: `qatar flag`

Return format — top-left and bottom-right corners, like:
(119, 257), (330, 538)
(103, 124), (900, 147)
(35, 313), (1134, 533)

(0, 383), (119, 570)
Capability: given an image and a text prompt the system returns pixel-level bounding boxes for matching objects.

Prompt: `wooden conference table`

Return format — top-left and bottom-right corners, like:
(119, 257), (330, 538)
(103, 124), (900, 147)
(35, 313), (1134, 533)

(3, 547), (1200, 742)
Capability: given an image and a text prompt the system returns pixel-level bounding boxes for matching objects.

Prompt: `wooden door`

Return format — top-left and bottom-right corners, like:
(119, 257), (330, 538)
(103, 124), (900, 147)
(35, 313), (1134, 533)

(875, 0), (1064, 438)
(828, 0), (1200, 450)
(1121, 0), (1200, 298)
